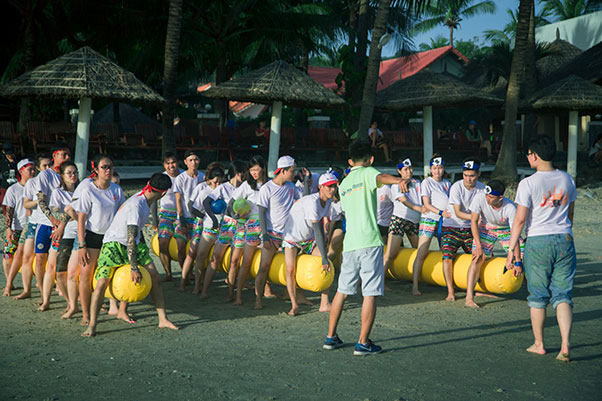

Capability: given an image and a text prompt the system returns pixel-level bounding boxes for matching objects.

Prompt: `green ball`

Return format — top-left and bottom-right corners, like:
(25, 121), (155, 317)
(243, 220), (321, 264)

(233, 198), (252, 216)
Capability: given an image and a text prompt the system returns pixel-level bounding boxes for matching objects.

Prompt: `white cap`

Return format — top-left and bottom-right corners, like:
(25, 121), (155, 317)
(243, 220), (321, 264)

(274, 155), (295, 174)
(318, 173), (338, 186)
(17, 158), (34, 171)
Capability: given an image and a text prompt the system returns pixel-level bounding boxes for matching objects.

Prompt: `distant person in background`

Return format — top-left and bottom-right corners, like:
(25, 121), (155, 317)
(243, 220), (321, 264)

(589, 133), (602, 166)
(255, 120), (270, 147)
(465, 120), (492, 161)
(0, 143), (18, 208)
(368, 122), (392, 162)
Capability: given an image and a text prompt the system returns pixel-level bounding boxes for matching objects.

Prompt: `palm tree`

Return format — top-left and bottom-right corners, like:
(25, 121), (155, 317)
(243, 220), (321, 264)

(484, 7), (550, 44)
(418, 35), (449, 51)
(414, 0), (496, 47)
(540, 0), (602, 21)
(492, 0), (533, 183)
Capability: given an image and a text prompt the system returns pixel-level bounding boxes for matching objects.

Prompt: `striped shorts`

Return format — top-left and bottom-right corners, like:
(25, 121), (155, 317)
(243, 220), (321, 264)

(261, 230), (283, 249)
(174, 217), (194, 241)
(217, 216), (238, 245)
(283, 238), (315, 255)
(191, 218), (218, 244)
(472, 224), (525, 256)
(441, 227), (473, 259)
(233, 216), (261, 248)
(418, 217), (440, 239)
(158, 208), (177, 239)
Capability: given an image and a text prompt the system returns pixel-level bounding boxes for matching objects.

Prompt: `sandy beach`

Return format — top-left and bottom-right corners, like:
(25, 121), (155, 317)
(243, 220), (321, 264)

(1, 181), (601, 401)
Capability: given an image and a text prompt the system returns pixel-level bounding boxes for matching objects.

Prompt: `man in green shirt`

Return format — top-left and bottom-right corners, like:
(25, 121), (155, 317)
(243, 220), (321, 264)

(323, 142), (408, 356)
(465, 120), (492, 160)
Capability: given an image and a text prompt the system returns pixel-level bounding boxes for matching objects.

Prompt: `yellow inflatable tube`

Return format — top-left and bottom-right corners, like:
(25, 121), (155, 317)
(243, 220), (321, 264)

(151, 233), (189, 260)
(92, 265), (152, 302)
(215, 247), (334, 293)
(388, 247), (523, 294)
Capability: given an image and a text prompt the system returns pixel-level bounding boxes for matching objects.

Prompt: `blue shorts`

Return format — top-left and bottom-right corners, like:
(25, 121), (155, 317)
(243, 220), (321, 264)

(21, 222), (38, 243)
(524, 234), (576, 309)
(34, 224), (59, 254)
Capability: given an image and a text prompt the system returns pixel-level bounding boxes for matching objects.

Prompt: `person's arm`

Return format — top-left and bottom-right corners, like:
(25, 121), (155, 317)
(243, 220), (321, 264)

(258, 205), (276, 251)
(50, 206), (70, 242)
(505, 205), (528, 276)
(452, 204), (472, 221)
(175, 192), (184, 218)
(127, 225), (142, 283)
(38, 191), (60, 226)
(399, 195), (422, 213)
(151, 201), (159, 230)
(377, 174), (409, 193)
(77, 212), (90, 265)
(225, 198), (236, 219)
(4, 206), (14, 243)
(422, 196), (452, 218)
(188, 200), (205, 219)
(23, 197), (37, 209)
(311, 221), (330, 270)
(567, 201), (575, 226)
(470, 211), (482, 260)
(202, 196), (220, 229)
(64, 204), (77, 221)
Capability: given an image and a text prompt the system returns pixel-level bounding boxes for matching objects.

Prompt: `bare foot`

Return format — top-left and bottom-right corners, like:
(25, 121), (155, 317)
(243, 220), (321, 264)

(191, 288), (200, 295)
(108, 306), (119, 316)
(62, 308), (79, 319)
(3, 287), (11, 297)
(254, 302), (263, 310)
(14, 291), (31, 300)
(233, 298), (242, 306)
(465, 300), (480, 308)
(526, 344), (546, 355)
(35, 299), (43, 306)
(412, 288), (422, 296)
(264, 285), (277, 299)
(161, 275), (173, 282)
(199, 292), (209, 300)
(177, 281), (186, 292)
(116, 313), (136, 324)
(158, 319), (179, 330)
(297, 294), (314, 306)
(475, 291), (499, 299)
(288, 307), (299, 316)
(445, 294), (456, 301)
(319, 303), (331, 312)
(81, 326), (96, 337)
(225, 295), (234, 303)
(37, 303), (50, 311)
(80, 318), (89, 326)
(62, 306), (69, 314)
(556, 352), (570, 362)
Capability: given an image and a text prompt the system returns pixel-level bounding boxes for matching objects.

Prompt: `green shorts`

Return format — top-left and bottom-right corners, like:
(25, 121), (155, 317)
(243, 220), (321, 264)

(95, 241), (153, 281)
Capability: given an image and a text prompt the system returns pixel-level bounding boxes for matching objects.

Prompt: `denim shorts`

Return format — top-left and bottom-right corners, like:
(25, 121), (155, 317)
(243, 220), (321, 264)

(524, 234), (576, 309)
(338, 246), (384, 297)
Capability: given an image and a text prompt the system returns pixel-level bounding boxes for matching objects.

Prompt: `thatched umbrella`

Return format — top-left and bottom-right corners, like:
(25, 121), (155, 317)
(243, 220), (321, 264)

(528, 74), (602, 178)
(536, 31), (582, 83)
(201, 60), (345, 174)
(375, 70), (503, 176)
(0, 46), (164, 178)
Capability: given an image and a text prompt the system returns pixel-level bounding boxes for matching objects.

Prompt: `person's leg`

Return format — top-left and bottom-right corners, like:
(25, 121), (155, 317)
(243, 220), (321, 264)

(358, 296), (377, 344)
(14, 238), (35, 299)
(157, 210), (176, 281)
(255, 246), (277, 310)
(200, 242), (228, 299)
(63, 251), (80, 319)
(527, 307), (547, 355)
(284, 246), (300, 316)
(441, 227), (462, 301)
(465, 256), (484, 308)
(327, 291), (347, 337)
(192, 236), (214, 294)
(178, 242), (198, 291)
(3, 242), (24, 296)
(234, 244), (257, 305)
(356, 246), (384, 347)
(383, 234), (403, 277)
(144, 262), (179, 330)
(556, 302), (572, 360)
(33, 252), (49, 301)
(79, 248), (100, 326)
(310, 245), (331, 312)
(406, 233), (418, 249)
(227, 246), (243, 302)
(175, 237), (188, 272)
(82, 276), (110, 337)
(158, 237), (173, 281)
(327, 228), (344, 270)
(39, 249), (59, 311)
(412, 236), (431, 296)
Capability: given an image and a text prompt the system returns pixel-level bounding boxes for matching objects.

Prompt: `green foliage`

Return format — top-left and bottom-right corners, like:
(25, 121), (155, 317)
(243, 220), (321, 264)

(540, 0), (602, 22)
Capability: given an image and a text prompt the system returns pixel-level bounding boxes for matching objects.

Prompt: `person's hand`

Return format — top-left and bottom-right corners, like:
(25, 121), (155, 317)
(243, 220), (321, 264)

(505, 251), (514, 273)
(512, 263), (523, 278)
(321, 258), (331, 273)
(79, 247), (90, 266)
(130, 269), (142, 284)
(50, 216), (61, 227)
(421, 205), (428, 214)
(152, 225), (158, 232)
(6, 228), (14, 243)
(472, 243), (483, 261)
(51, 226), (64, 242)
(300, 167), (310, 177)
(179, 219), (188, 236)
(398, 180), (409, 193)
(442, 210), (452, 218)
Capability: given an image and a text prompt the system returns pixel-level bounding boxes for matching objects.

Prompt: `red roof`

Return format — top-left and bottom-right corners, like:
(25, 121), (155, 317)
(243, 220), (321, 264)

(308, 46), (468, 93)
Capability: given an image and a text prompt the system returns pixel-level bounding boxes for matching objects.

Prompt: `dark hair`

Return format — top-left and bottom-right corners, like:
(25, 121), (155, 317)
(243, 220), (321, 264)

(51, 141), (71, 154)
(528, 134), (555, 162)
(206, 161), (226, 175)
(163, 151), (177, 163)
(59, 161), (79, 191)
(149, 172), (172, 192)
(430, 153), (442, 164)
(89, 154), (113, 179)
(112, 171), (120, 178)
(462, 156), (481, 170)
(184, 149), (199, 159)
(348, 142), (373, 163)
(487, 179), (506, 195)
(35, 153), (51, 168)
(227, 160), (248, 181)
(205, 165), (225, 182)
(245, 155), (267, 190)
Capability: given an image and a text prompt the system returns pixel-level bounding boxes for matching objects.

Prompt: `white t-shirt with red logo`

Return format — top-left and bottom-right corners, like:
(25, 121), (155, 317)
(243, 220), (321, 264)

(420, 177), (451, 221)
(514, 170), (577, 237)
(49, 187), (77, 239)
(71, 181), (124, 234)
(376, 185), (393, 226)
(173, 171), (205, 218)
(444, 180), (485, 228)
(391, 178), (422, 223)
(231, 181), (263, 216)
(103, 192), (150, 246)
(469, 193), (517, 229)
(256, 180), (300, 233)
(283, 192), (332, 243)
(2, 182), (27, 230)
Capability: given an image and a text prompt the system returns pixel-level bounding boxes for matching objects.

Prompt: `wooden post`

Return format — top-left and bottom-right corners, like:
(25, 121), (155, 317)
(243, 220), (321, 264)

(267, 101), (283, 177)
(423, 105), (433, 177)
(74, 97), (92, 180)
(567, 110), (578, 179)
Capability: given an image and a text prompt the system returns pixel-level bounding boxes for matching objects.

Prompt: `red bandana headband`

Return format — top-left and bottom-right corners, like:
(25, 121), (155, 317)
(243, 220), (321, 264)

(138, 182), (163, 196)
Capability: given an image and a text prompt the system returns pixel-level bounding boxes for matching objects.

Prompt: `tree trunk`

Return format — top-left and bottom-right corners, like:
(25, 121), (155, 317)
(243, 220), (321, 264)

(17, 2), (35, 135)
(214, 41), (228, 130)
(492, 0), (533, 183)
(161, 0), (183, 158)
(357, 0), (390, 144)
(350, 0), (370, 132)
(522, 1), (538, 148)
(449, 25), (454, 47)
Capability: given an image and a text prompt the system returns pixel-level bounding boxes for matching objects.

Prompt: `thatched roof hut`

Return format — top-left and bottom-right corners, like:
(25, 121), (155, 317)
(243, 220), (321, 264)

(375, 70), (503, 111)
(0, 47), (164, 104)
(544, 40), (602, 86)
(528, 75), (602, 111)
(201, 60), (345, 109)
(536, 31), (582, 82)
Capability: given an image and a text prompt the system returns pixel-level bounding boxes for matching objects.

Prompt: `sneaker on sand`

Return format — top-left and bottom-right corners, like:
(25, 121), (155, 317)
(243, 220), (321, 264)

(353, 339), (382, 356)
(323, 335), (344, 350)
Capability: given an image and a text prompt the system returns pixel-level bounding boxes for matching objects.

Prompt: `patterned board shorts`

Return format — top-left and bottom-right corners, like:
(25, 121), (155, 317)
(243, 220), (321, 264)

(191, 217), (218, 245)
(472, 224), (525, 256)
(283, 238), (315, 255)
(389, 215), (419, 238)
(261, 230), (283, 249)
(3, 230), (22, 259)
(20, 222), (37, 244)
(418, 217), (440, 239)
(158, 208), (177, 239)
(442, 226), (473, 259)
(95, 241), (153, 281)
(174, 217), (195, 241)
(233, 216), (261, 249)
(217, 216), (238, 245)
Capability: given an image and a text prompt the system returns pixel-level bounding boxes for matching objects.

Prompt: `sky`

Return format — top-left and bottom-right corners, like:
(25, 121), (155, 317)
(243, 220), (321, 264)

(381, 0), (520, 57)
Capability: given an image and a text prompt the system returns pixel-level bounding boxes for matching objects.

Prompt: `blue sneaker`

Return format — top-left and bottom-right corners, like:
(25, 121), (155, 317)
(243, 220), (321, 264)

(353, 339), (382, 356)
(323, 335), (344, 350)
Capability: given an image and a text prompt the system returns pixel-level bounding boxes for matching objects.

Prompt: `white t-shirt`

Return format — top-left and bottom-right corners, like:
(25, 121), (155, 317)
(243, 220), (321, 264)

(284, 193), (332, 243)
(23, 177), (39, 224)
(72, 181), (124, 234)
(391, 178), (422, 223)
(469, 193), (517, 229)
(376, 185), (393, 227)
(159, 171), (180, 210)
(444, 180), (485, 228)
(207, 181), (236, 203)
(515, 170), (577, 237)
(420, 177), (451, 221)
(72, 178), (94, 200)
(49, 187), (77, 239)
(190, 182), (217, 229)
(328, 201), (343, 222)
(103, 192), (150, 246)
(2, 182), (27, 230)
(173, 171), (205, 218)
(231, 181), (263, 216)
(295, 173), (320, 195)
(30, 168), (61, 227)
(256, 180), (300, 233)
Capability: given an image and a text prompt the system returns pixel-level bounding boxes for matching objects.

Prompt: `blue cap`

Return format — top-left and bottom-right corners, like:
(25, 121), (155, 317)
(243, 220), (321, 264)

(469, 120), (477, 126)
